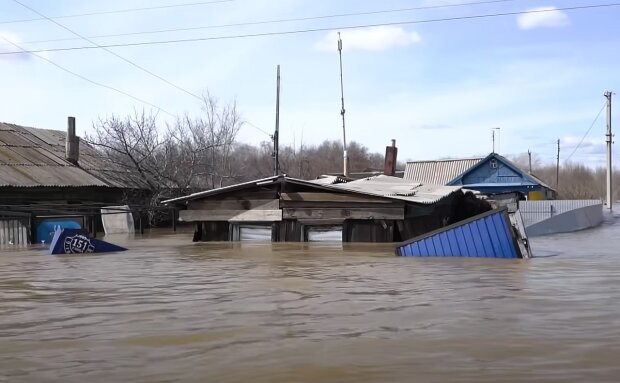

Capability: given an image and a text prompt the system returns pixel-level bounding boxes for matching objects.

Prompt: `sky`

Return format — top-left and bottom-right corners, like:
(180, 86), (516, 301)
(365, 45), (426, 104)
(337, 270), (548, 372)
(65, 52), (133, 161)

(0, 0), (618, 167)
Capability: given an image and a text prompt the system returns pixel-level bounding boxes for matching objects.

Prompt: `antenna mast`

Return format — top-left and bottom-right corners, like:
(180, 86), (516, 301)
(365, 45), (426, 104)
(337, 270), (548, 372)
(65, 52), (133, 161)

(338, 32), (349, 177)
(274, 65), (281, 176)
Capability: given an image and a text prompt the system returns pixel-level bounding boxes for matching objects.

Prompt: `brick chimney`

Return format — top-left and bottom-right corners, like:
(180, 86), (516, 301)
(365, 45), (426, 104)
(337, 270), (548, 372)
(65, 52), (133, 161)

(66, 116), (79, 165)
(384, 139), (397, 176)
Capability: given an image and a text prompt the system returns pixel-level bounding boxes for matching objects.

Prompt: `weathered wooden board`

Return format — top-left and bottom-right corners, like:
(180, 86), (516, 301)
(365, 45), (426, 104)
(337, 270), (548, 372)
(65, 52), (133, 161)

(180, 209), (283, 222)
(281, 192), (390, 203)
(282, 208), (403, 220)
(222, 191), (279, 200)
(280, 201), (402, 209)
(188, 199), (279, 211)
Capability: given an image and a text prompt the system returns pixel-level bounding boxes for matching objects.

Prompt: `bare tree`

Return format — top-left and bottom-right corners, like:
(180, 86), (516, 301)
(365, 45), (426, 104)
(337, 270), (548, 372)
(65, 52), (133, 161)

(86, 95), (242, 225)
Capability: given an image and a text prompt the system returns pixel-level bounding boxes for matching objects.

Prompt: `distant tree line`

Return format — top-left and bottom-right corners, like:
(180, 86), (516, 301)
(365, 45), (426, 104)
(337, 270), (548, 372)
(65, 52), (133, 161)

(511, 153), (619, 200)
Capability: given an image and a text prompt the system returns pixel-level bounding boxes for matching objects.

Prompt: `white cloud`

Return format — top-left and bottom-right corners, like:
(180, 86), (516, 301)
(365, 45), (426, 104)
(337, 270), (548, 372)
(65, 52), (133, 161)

(314, 26), (421, 52)
(517, 7), (570, 30)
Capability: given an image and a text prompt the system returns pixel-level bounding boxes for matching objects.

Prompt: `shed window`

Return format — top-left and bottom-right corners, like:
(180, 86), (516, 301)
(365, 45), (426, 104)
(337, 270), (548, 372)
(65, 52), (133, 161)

(306, 225), (343, 242)
(490, 159), (498, 169)
(238, 225), (272, 242)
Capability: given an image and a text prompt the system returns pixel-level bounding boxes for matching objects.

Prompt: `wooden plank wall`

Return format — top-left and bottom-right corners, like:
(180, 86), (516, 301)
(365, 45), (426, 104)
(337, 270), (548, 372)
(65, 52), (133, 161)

(280, 192), (405, 221)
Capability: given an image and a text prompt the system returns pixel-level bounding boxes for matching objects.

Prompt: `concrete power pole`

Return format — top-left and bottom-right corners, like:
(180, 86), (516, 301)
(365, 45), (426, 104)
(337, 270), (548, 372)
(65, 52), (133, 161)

(338, 32), (349, 177)
(556, 139), (560, 189)
(274, 65), (281, 176)
(605, 91), (613, 210)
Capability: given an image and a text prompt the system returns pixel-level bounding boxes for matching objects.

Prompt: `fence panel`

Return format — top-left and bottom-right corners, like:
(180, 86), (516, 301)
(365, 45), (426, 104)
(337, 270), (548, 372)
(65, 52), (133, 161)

(519, 200), (602, 227)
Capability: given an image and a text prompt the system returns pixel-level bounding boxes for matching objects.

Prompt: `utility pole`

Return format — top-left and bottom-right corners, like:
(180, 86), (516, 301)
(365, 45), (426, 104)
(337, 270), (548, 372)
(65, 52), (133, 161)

(274, 65), (281, 176)
(528, 149), (532, 174)
(605, 91), (613, 210)
(556, 139), (560, 189)
(338, 32), (349, 177)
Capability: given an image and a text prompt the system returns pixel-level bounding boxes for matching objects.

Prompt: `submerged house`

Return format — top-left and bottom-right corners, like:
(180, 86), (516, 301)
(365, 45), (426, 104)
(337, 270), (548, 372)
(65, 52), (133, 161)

(0, 118), (148, 245)
(163, 174), (491, 243)
(404, 152), (556, 200)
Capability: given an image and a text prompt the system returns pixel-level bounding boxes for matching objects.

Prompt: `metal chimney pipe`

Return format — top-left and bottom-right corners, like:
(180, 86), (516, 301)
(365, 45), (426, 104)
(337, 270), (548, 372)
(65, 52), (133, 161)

(66, 116), (79, 165)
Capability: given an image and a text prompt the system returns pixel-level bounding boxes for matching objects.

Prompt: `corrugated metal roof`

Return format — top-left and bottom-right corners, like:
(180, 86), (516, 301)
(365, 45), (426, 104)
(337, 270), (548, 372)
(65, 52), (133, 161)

(163, 175), (462, 206)
(404, 158), (482, 184)
(162, 175), (281, 204)
(310, 175), (349, 185)
(328, 175), (462, 205)
(396, 208), (524, 258)
(0, 165), (108, 187)
(0, 122), (145, 188)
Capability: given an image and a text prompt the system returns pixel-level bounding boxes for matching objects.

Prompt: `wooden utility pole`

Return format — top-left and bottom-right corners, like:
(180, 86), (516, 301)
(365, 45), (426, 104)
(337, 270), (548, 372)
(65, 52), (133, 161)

(605, 91), (613, 210)
(528, 149), (532, 174)
(274, 65), (280, 176)
(556, 139), (560, 188)
(338, 32), (349, 177)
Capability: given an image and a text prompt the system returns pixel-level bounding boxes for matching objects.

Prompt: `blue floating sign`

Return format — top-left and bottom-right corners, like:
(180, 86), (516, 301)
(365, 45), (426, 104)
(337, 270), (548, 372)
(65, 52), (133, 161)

(395, 208), (530, 259)
(49, 228), (127, 255)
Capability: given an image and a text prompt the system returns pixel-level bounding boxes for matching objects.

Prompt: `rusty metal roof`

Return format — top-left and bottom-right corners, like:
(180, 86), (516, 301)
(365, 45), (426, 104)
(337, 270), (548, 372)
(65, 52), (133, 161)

(404, 158), (482, 184)
(0, 122), (144, 188)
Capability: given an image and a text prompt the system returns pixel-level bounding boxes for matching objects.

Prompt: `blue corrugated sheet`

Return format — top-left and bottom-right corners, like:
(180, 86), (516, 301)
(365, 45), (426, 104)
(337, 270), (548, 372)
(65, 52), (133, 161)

(396, 209), (521, 258)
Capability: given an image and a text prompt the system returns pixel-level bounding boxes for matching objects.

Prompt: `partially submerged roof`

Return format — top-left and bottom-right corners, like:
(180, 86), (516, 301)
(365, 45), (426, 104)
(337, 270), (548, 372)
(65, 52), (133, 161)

(404, 158), (482, 185)
(0, 122), (146, 188)
(328, 175), (462, 205)
(162, 174), (462, 206)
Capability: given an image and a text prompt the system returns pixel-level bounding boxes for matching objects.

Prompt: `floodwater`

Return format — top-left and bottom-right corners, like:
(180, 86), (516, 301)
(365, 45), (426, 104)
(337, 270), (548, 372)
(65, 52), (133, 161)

(1, 216), (620, 383)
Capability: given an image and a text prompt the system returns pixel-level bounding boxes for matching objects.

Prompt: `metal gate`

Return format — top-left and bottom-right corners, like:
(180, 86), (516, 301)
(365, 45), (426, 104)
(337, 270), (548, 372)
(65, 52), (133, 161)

(0, 212), (30, 246)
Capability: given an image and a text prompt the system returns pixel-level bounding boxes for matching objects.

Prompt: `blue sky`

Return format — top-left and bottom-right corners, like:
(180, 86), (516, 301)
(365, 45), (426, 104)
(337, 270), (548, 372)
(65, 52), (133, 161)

(0, 0), (618, 166)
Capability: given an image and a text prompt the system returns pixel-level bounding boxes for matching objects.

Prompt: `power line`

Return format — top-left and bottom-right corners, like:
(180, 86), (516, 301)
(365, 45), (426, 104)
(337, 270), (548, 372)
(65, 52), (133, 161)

(12, 0), (203, 102)
(564, 103), (607, 163)
(2, 0), (524, 47)
(0, 0), (234, 25)
(1, 3), (617, 55)
(0, 35), (174, 117)
(245, 121), (272, 137)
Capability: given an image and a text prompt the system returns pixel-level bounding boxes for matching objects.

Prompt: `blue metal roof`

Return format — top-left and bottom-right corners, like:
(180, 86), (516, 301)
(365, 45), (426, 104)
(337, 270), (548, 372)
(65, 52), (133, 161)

(395, 208), (522, 258)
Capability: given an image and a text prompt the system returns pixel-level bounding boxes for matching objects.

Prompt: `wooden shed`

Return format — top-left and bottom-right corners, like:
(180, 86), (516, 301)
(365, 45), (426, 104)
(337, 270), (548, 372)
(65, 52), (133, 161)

(163, 175), (484, 243)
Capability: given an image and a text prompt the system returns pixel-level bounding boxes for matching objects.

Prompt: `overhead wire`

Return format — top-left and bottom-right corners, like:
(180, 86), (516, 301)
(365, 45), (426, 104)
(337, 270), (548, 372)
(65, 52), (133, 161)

(0, 0), (234, 24)
(1, 3), (618, 55)
(245, 121), (272, 137)
(0, 34), (175, 117)
(564, 103), (607, 163)
(12, 0), (203, 102)
(3, 0), (524, 46)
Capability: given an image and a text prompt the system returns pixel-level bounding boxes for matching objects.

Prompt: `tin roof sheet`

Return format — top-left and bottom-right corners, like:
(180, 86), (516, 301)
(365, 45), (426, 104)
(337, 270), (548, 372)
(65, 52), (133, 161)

(328, 175), (462, 205)
(404, 158), (482, 185)
(0, 122), (144, 188)
(163, 175), (462, 206)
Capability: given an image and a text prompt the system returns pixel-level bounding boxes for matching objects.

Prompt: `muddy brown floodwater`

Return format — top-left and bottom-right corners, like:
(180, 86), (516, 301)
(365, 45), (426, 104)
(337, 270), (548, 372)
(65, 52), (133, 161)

(1, 214), (620, 383)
